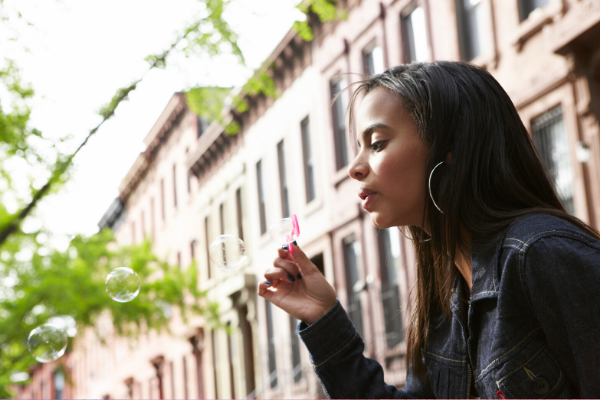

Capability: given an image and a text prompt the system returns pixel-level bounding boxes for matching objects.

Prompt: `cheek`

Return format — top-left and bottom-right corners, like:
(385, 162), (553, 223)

(378, 156), (426, 196)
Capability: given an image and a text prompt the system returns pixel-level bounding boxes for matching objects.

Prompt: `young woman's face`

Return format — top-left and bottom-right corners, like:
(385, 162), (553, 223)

(348, 86), (430, 229)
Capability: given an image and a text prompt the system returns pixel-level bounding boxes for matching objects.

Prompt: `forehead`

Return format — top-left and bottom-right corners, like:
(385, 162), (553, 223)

(357, 87), (406, 129)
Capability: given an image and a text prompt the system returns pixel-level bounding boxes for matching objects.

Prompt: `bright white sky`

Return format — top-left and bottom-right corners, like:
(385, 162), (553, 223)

(4, 0), (302, 243)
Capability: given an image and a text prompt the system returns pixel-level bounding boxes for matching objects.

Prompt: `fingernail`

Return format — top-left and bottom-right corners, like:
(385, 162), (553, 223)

(265, 281), (272, 285)
(296, 273), (302, 280)
(292, 240), (298, 246)
(282, 244), (289, 250)
(287, 274), (295, 283)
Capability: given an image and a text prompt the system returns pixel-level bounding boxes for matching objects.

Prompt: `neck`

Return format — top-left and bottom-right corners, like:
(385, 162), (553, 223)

(455, 228), (473, 290)
(455, 251), (472, 290)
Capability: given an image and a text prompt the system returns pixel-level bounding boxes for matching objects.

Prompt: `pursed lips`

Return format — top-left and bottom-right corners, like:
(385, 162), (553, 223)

(358, 188), (377, 208)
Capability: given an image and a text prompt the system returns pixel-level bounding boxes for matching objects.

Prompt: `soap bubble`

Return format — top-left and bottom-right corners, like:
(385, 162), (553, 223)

(209, 234), (247, 271)
(269, 218), (295, 245)
(28, 324), (68, 363)
(105, 267), (141, 302)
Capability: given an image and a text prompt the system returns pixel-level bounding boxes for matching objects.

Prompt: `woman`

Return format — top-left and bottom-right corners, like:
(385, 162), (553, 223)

(257, 62), (600, 398)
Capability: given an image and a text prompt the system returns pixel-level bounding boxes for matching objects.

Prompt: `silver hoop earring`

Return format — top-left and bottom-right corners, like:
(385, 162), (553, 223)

(428, 161), (446, 214)
(398, 227), (432, 243)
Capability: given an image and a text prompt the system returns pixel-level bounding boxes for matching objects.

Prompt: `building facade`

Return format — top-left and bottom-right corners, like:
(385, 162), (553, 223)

(13, 0), (600, 398)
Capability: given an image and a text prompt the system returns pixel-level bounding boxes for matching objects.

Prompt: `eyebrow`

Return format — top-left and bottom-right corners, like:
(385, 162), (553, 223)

(357, 122), (391, 145)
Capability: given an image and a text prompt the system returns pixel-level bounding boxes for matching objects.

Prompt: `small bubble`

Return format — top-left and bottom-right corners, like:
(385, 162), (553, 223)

(269, 218), (295, 245)
(105, 267), (141, 302)
(28, 324), (68, 363)
(209, 235), (247, 271)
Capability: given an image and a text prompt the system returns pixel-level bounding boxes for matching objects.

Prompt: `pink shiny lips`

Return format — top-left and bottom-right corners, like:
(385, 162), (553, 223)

(358, 188), (377, 209)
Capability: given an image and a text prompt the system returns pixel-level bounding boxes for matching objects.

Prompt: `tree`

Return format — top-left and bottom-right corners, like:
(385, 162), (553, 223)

(0, 0), (343, 395)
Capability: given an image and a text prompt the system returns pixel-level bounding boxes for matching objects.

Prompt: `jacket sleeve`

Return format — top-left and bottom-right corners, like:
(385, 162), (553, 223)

(299, 300), (435, 399)
(523, 234), (600, 398)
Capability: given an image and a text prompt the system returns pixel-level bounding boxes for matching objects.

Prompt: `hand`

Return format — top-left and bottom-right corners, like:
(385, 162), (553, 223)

(258, 243), (337, 325)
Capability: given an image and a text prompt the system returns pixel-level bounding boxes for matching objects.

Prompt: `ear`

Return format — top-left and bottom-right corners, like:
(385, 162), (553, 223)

(446, 152), (452, 165)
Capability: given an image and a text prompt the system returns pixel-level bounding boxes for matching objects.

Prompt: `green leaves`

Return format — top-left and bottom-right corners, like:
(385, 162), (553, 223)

(292, 0), (347, 42)
(97, 81), (139, 120)
(185, 86), (231, 122)
(0, 229), (212, 394)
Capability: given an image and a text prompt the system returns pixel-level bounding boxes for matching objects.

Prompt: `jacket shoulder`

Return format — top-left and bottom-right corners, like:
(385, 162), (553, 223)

(503, 213), (597, 248)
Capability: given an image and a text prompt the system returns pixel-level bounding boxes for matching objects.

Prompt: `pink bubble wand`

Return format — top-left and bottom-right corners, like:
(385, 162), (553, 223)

(285, 214), (300, 253)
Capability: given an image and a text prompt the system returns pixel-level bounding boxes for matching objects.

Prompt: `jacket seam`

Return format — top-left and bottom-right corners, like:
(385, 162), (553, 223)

(541, 349), (563, 398)
(426, 351), (466, 363)
(312, 330), (357, 367)
(475, 327), (542, 382)
(495, 344), (547, 383)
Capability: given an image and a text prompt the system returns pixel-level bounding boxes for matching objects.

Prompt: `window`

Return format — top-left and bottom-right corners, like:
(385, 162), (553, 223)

(173, 164), (178, 208)
(532, 106), (574, 215)
(183, 355), (189, 399)
(256, 161), (267, 234)
(190, 239), (197, 260)
(265, 302), (277, 388)
(331, 78), (349, 170)
(140, 211), (146, 240)
(151, 198), (156, 240)
(170, 362), (176, 399)
(198, 116), (210, 139)
(189, 334), (205, 399)
(53, 370), (65, 399)
(456, 0), (490, 61)
(519, 0), (549, 21)
(160, 179), (166, 221)
(151, 357), (165, 399)
(362, 43), (385, 75)
(277, 140), (290, 218)
(343, 235), (364, 338)
(125, 378), (135, 399)
(289, 315), (302, 383)
(300, 118), (316, 203)
(227, 323), (236, 398)
(236, 188), (244, 241)
(377, 228), (405, 348)
(205, 216), (211, 280)
(219, 203), (225, 234)
(402, 5), (431, 63)
(211, 331), (219, 399)
(311, 253), (325, 275)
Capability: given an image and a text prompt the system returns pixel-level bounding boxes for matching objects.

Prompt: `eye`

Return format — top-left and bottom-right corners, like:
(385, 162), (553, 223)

(370, 141), (386, 151)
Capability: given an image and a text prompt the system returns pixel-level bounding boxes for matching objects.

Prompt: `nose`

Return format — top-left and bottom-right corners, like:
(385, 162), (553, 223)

(348, 153), (368, 181)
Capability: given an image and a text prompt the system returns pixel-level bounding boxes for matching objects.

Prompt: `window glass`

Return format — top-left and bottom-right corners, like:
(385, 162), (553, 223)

(403, 6), (431, 63)
(301, 117), (316, 203)
(343, 235), (364, 338)
(277, 140), (290, 217)
(456, 0), (490, 60)
(532, 106), (574, 214)
(331, 78), (349, 170)
(363, 45), (385, 75)
(377, 228), (405, 348)
(256, 160), (267, 234)
(519, 0), (549, 21)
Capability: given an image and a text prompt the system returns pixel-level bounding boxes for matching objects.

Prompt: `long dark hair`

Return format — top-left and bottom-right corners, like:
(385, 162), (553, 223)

(347, 61), (600, 378)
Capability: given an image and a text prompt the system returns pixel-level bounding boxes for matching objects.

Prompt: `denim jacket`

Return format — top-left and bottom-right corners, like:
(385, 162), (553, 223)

(299, 214), (600, 398)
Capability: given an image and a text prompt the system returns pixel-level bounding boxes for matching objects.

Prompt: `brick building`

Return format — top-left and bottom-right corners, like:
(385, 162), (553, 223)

(13, 0), (600, 398)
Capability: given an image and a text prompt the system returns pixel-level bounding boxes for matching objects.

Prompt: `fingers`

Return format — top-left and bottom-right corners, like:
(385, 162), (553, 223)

(279, 243), (320, 275)
(271, 255), (302, 280)
(263, 266), (298, 285)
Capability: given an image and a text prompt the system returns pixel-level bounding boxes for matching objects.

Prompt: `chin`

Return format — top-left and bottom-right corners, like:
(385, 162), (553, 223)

(370, 213), (394, 229)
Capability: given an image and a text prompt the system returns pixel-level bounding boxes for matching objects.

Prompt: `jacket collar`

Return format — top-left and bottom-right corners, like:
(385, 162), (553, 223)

(468, 235), (503, 301)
